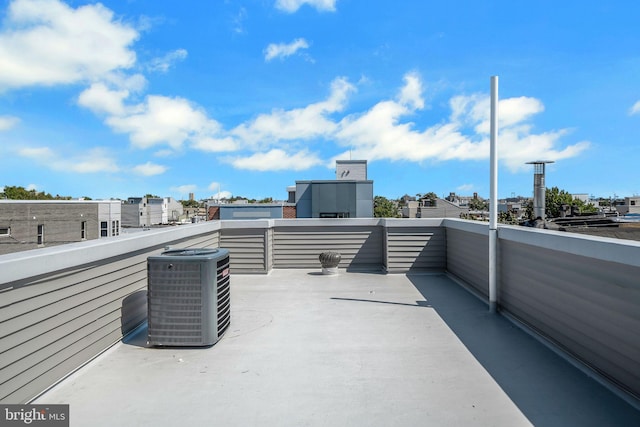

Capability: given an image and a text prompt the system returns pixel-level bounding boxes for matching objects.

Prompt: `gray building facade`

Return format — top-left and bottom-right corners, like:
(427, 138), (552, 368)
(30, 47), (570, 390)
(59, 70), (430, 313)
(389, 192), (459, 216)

(219, 204), (285, 220)
(0, 200), (121, 255)
(121, 197), (165, 227)
(336, 160), (367, 180)
(163, 197), (184, 223)
(616, 197), (640, 216)
(295, 180), (374, 218)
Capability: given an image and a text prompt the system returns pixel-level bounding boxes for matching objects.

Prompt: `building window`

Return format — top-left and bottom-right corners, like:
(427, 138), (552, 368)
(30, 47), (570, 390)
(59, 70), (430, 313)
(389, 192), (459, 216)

(111, 220), (120, 236)
(100, 221), (108, 237)
(0, 227), (10, 237)
(631, 200), (636, 206)
(319, 212), (350, 218)
(37, 224), (44, 245)
(81, 221), (87, 240)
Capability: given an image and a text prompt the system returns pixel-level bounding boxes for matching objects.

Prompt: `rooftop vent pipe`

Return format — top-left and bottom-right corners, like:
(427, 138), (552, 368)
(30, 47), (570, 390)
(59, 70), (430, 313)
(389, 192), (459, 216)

(526, 160), (554, 220)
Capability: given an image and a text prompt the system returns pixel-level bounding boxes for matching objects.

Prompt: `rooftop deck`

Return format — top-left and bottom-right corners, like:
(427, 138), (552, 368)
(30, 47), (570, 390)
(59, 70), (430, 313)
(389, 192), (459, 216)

(34, 270), (640, 427)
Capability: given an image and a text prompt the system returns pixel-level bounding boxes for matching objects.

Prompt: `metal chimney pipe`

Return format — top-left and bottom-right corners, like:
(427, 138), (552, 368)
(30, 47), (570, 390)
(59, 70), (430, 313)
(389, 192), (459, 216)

(526, 161), (554, 220)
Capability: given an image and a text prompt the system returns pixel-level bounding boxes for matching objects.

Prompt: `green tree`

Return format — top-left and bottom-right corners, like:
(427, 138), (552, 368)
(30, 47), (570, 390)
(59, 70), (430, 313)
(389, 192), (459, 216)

(226, 195), (255, 203)
(572, 198), (598, 215)
(498, 210), (519, 224)
(525, 187), (599, 219)
(545, 186), (573, 218)
(419, 192), (437, 207)
(180, 199), (200, 208)
(523, 200), (533, 220)
(374, 196), (398, 218)
(1, 185), (71, 200)
(468, 197), (488, 211)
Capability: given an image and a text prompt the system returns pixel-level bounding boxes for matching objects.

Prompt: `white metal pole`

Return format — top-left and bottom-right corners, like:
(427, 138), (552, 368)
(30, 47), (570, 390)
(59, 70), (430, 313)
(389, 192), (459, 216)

(489, 76), (499, 313)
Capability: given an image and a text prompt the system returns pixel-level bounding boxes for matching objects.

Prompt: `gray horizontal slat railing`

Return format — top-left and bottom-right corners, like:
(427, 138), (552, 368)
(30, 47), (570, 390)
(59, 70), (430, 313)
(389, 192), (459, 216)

(498, 225), (640, 399)
(219, 221), (270, 273)
(444, 219), (489, 297)
(272, 219), (383, 270)
(0, 222), (221, 403)
(2, 217), (640, 405)
(384, 219), (446, 273)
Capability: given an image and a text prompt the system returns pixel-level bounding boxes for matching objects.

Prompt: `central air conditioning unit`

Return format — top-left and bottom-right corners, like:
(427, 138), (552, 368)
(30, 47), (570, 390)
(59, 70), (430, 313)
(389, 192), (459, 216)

(147, 248), (230, 347)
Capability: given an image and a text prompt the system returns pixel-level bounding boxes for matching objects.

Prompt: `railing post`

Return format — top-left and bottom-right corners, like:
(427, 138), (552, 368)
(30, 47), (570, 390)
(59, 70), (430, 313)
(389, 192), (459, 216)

(489, 76), (499, 313)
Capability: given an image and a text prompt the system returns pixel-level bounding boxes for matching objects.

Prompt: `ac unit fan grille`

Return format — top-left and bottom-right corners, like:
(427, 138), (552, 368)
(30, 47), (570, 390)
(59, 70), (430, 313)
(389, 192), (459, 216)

(148, 262), (204, 344)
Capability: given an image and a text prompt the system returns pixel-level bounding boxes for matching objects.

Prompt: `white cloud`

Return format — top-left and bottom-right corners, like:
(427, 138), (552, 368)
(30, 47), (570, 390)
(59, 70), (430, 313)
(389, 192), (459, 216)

(153, 149), (175, 158)
(498, 127), (590, 171)
(78, 81), (237, 153)
(232, 76), (355, 146)
(105, 95), (225, 150)
(264, 38), (309, 62)
(213, 190), (233, 199)
(72, 60), (587, 176)
(232, 7), (248, 34)
(103, 72), (147, 93)
(499, 97), (545, 128)
(18, 146), (55, 159)
(457, 184), (475, 192)
(17, 146), (120, 173)
(208, 182), (232, 199)
(190, 136), (239, 152)
(171, 184), (197, 195)
(275, 0), (337, 13)
(629, 100), (640, 116)
(0, 115), (20, 130)
(70, 148), (120, 173)
(132, 161), (167, 176)
(224, 149), (322, 171)
(148, 49), (188, 73)
(78, 82), (129, 116)
(334, 72), (589, 172)
(398, 71), (425, 110)
(453, 95), (544, 134)
(0, 0), (138, 89)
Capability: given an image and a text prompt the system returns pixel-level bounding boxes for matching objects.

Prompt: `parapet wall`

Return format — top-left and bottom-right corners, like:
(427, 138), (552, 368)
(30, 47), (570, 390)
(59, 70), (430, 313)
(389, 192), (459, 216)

(1, 219), (639, 403)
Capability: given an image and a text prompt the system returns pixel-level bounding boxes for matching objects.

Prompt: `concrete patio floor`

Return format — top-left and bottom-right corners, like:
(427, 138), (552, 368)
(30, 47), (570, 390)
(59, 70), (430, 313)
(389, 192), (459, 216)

(35, 270), (640, 427)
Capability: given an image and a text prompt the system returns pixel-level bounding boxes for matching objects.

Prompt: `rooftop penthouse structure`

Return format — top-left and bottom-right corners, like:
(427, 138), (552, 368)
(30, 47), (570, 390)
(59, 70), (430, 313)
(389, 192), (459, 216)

(1, 218), (639, 426)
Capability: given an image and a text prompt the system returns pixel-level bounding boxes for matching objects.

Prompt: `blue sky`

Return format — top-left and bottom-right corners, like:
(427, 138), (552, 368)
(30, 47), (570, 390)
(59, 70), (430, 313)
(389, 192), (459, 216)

(1, 0), (639, 201)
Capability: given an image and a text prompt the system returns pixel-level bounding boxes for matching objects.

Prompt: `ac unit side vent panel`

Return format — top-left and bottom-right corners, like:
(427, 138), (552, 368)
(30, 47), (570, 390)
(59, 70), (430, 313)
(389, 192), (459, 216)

(147, 248), (231, 347)
(216, 255), (231, 336)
